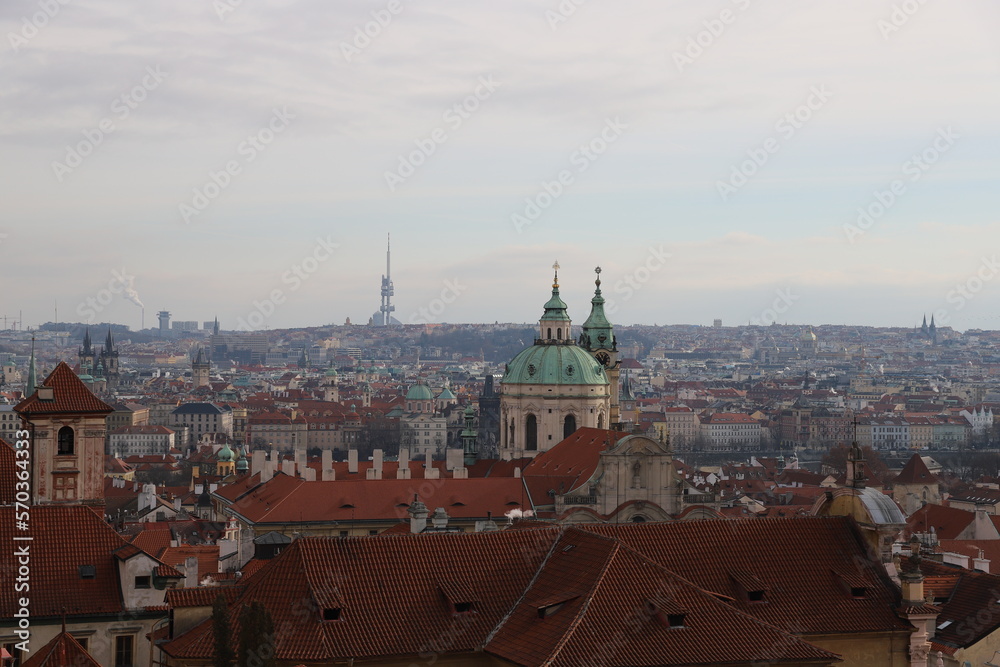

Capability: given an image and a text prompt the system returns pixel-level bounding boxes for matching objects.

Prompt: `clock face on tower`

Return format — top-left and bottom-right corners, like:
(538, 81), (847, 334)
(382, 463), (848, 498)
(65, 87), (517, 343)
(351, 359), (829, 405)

(595, 352), (611, 367)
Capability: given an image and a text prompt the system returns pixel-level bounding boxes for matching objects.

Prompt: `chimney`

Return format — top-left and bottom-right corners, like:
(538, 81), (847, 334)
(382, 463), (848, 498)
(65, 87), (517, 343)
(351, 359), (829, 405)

(281, 459), (295, 477)
(348, 449), (358, 474)
(900, 537), (925, 605)
(374, 449), (383, 479)
(303, 467), (316, 481)
(431, 507), (449, 530)
(397, 449), (411, 479)
(260, 461), (273, 483)
(425, 451), (440, 480)
(294, 449), (306, 473)
(252, 450), (266, 476)
(974, 550), (991, 574)
(446, 448), (462, 472)
(408, 496), (428, 534)
(184, 555), (198, 589)
(514, 466), (521, 479)
(321, 449), (332, 471)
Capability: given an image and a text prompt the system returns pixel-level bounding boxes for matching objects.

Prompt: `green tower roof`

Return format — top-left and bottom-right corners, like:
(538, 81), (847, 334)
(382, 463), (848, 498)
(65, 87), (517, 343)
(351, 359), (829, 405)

(540, 262), (570, 322)
(581, 266), (615, 351)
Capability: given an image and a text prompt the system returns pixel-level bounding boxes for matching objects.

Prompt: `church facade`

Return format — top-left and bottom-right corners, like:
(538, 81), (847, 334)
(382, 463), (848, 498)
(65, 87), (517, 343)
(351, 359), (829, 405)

(499, 265), (619, 460)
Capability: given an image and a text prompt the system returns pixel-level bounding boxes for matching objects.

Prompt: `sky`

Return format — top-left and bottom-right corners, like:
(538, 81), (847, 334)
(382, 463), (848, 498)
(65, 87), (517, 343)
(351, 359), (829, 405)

(2, 0), (999, 332)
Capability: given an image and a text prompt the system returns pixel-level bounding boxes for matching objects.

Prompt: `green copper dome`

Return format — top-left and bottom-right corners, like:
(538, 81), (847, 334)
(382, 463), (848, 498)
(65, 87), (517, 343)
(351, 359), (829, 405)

(405, 383), (434, 400)
(504, 344), (608, 386)
(217, 443), (234, 462)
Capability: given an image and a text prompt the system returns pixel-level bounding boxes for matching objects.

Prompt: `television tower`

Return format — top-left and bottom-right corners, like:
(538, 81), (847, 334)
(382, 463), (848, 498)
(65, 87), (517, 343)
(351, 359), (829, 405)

(379, 234), (395, 326)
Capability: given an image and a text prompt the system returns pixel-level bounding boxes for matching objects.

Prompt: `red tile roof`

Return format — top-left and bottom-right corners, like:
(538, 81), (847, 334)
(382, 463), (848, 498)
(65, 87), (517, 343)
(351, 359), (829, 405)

(162, 530), (559, 662)
(487, 529), (839, 666)
(14, 362), (114, 415)
(0, 439), (16, 505)
(581, 517), (911, 635)
(916, 558), (1000, 654)
(21, 630), (101, 667)
(893, 453), (938, 485)
(223, 474), (527, 525)
(157, 545), (220, 580)
(0, 506), (152, 619)
(163, 524), (850, 665)
(907, 504), (974, 540)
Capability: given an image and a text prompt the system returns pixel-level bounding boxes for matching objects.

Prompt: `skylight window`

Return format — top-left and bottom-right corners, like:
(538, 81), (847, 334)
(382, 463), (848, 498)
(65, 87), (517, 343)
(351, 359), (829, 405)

(323, 608), (342, 621)
(79, 565), (96, 579)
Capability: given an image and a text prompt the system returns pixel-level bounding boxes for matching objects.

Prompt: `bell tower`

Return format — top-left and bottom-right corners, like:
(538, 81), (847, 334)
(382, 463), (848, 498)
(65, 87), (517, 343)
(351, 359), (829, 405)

(580, 267), (620, 426)
(15, 362), (114, 505)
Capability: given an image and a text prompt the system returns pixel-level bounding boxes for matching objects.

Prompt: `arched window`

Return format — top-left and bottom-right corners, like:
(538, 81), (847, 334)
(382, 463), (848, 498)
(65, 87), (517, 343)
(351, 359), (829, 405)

(557, 328), (562, 339)
(563, 414), (577, 439)
(547, 327), (552, 339)
(526, 415), (537, 451)
(631, 515), (647, 523)
(57, 426), (75, 456)
(597, 413), (604, 429)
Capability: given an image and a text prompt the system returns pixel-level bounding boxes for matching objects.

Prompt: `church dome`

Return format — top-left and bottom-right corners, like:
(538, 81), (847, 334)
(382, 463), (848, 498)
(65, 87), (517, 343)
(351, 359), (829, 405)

(217, 444), (234, 462)
(801, 328), (817, 342)
(405, 384), (434, 401)
(504, 344), (608, 386)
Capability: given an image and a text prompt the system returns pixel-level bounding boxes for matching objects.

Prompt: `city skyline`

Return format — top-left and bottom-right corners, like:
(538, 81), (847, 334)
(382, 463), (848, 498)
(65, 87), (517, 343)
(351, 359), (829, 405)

(2, 1), (999, 331)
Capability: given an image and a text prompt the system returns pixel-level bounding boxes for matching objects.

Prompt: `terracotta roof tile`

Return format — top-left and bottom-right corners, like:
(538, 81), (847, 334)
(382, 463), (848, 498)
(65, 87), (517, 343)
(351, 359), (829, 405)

(21, 630), (101, 667)
(14, 362), (114, 415)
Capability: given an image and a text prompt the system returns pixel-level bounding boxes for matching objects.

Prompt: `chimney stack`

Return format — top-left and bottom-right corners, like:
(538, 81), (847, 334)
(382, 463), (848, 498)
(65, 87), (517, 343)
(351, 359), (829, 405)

(408, 495), (428, 534)
(348, 449), (358, 474)
(397, 449), (411, 479)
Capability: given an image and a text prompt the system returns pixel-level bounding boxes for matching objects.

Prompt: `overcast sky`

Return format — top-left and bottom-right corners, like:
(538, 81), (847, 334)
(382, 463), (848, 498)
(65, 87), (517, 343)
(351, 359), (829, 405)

(2, 0), (998, 332)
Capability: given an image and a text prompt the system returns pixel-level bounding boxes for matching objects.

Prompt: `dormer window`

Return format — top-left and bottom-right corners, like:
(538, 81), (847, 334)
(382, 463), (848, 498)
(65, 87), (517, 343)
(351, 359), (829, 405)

(647, 592), (688, 629)
(439, 581), (478, 616)
(730, 570), (768, 604)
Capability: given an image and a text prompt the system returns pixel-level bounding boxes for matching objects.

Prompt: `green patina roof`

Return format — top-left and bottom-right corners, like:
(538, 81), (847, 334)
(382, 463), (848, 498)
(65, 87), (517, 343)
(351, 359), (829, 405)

(503, 343), (608, 386)
(217, 444), (234, 462)
(581, 269), (615, 351)
(405, 384), (434, 400)
(437, 387), (456, 400)
(540, 268), (570, 322)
